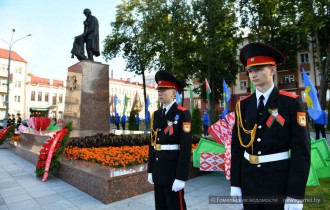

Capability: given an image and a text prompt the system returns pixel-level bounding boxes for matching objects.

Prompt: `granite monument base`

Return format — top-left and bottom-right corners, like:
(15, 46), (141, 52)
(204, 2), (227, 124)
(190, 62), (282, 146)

(5, 134), (208, 204)
(64, 61), (110, 137)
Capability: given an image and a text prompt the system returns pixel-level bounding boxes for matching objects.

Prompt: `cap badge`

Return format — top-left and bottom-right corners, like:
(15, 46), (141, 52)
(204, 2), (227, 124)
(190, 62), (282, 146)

(250, 57), (254, 62)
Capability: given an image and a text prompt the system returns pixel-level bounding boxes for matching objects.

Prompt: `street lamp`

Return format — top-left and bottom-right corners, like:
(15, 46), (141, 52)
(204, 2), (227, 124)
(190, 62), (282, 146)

(1, 29), (31, 127)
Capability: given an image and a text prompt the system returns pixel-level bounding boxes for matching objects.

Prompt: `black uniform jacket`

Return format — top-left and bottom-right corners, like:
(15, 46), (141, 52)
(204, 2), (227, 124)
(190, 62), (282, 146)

(231, 87), (310, 198)
(148, 103), (192, 185)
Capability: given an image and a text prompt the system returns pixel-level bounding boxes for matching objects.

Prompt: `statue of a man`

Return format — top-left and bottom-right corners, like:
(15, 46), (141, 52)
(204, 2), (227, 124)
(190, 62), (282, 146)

(71, 9), (100, 61)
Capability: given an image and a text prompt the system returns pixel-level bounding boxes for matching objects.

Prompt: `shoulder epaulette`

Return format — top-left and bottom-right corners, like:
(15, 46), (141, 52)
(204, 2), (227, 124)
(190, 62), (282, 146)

(279, 90), (299, 99)
(177, 105), (187, 111)
(238, 94), (252, 102)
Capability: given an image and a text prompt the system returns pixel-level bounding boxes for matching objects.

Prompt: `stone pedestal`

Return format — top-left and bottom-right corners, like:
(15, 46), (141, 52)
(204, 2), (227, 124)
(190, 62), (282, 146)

(64, 61), (110, 137)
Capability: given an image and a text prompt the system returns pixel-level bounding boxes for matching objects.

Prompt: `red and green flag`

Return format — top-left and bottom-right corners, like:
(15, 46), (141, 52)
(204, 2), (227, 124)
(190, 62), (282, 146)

(109, 95), (114, 112)
(205, 78), (211, 111)
(132, 91), (140, 110)
(250, 80), (256, 93)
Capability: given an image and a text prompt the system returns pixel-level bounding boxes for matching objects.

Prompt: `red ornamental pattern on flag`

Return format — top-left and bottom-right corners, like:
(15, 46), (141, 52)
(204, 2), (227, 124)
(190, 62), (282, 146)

(200, 152), (226, 171)
(208, 112), (235, 180)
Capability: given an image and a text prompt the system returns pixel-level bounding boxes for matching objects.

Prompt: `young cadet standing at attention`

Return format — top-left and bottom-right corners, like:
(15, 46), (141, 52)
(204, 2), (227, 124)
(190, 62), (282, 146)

(148, 70), (192, 210)
(230, 42), (310, 210)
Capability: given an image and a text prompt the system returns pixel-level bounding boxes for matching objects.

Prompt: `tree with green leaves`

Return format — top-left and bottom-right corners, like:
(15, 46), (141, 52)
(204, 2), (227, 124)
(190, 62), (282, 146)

(191, 106), (202, 136)
(103, 0), (153, 119)
(191, 0), (242, 122)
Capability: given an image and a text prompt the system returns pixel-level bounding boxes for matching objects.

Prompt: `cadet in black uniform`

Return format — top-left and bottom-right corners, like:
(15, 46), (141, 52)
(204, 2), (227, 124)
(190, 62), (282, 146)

(230, 42), (310, 210)
(16, 113), (22, 128)
(11, 114), (16, 126)
(147, 70), (192, 210)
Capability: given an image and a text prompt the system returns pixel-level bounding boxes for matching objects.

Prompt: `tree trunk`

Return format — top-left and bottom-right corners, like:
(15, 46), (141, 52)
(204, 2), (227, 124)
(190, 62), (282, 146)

(142, 67), (147, 118)
(308, 0), (329, 110)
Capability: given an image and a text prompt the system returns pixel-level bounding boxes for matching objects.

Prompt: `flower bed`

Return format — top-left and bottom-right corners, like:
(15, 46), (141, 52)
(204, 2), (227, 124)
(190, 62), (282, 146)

(65, 143), (199, 168)
(65, 145), (149, 167)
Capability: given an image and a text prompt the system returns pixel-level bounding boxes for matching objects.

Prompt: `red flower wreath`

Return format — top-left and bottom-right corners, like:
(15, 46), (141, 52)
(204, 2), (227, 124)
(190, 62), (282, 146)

(0, 125), (15, 145)
(36, 122), (72, 181)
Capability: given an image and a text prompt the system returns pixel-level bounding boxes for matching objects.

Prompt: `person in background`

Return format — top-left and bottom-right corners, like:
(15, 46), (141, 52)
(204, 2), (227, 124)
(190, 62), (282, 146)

(16, 113), (22, 129)
(145, 111), (150, 131)
(121, 114), (126, 130)
(110, 115), (113, 124)
(202, 110), (210, 137)
(6, 114), (11, 128)
(136, 114), (140, 130)
(115, 114), (120, 130)
(11, 114), (16, 126)
(314, 110), (328, 140)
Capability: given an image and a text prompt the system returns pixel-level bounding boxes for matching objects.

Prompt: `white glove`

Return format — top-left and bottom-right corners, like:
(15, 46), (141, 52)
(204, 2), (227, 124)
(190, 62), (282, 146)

(284, 197), (303, 210)
(230, 186), (242, 197)
(147, 173), (154, 184)
(172, 179), (185, 192)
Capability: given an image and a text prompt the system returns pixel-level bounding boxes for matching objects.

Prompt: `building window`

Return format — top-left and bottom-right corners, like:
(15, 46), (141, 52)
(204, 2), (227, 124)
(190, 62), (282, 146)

(14, 96), (20, 102)
(52, 94), (57, 105)
(193, 99), (201, 109)
(45, 93), (49, 102)
(0, 64), (6, 71)
(31, 91), (35, 101)
(0, 79), (6, 86)
(240, 81), (247, 90)
(15, 81), (21, 88)
(282, 75), (295, 83)
(58, 111), (63, 120)
(15, 67), (22, 74)
(239, 65), (245, 73)
(300, 53), (309, 63)
(38, 92), (42, 101)
(301, 72), (310, 82)
(59, 94), (63, 103)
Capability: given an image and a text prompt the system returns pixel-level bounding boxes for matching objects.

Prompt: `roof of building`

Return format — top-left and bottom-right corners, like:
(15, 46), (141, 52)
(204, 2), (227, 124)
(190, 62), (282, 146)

(27, 73), (64, 87)
(0, 48), (27, 63)
(109, 77), (156, 89)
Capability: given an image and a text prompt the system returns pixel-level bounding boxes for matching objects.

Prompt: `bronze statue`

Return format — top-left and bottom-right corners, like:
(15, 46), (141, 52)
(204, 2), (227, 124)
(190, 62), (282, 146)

(71, 8), (100, 61)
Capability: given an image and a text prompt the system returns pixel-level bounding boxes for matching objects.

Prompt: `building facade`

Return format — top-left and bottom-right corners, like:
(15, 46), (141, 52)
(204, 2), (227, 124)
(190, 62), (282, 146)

(109, 78), (158, 119)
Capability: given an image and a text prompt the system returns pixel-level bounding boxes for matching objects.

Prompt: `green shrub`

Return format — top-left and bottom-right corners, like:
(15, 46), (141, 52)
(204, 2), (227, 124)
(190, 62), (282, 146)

(192, 106), (202, 136)
(128, 110), (137, 130)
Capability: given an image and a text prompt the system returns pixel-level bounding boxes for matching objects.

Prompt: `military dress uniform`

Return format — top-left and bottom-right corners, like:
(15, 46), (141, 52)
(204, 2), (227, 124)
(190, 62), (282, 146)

(148, 70), (192, 210)
(231, 43), (311, 210)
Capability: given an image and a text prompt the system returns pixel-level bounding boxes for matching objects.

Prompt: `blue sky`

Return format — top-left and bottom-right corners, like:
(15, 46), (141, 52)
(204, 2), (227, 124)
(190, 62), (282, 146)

(0, 0), (147, 82)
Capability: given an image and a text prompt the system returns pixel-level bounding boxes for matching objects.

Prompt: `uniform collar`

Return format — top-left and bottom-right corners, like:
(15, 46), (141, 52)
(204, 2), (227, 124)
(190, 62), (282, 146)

(164, 101), (176, 115)
(255, 84), (274, 107)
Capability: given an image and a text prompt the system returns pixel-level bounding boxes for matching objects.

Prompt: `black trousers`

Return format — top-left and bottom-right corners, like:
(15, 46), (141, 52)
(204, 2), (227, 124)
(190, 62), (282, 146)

(154, 184), (186, 210)
(122, 122), (126, 130)
(203, 125), (209, 136)
(315, 124), (326, 140)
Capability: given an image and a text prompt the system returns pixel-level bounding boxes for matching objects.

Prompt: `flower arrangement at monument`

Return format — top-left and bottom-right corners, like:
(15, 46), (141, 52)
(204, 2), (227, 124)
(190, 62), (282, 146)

(0, 125), (15, 145)
(36, 122), (72, 181)
(19, 117), (60, 134)
(65, 145), (149, 167)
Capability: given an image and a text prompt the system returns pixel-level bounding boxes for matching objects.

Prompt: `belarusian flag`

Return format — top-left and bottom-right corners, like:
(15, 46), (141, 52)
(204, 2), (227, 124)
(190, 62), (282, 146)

(189, 85), (194, 115)
(250, 80), (256, 93)
(132, 91), (140, 110)
(123, 94), (128, 115)
(109, 95), (114, 112)
(205, 78), (211, 111)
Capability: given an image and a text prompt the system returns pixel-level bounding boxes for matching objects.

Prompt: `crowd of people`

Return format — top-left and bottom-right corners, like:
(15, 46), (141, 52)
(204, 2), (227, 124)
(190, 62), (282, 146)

(6, 113), (22, 128)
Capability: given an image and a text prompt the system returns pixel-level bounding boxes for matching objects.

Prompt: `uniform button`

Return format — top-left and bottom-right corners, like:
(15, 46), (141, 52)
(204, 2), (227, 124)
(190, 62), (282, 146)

(257, 164), (261, 167)
(258, 151), (261, 155)
(258, 125), (262, 129)
(157, 138), (159, 141)
(156, 158), (158, 161)
(159, 129), (161, 131)
(257, 138), (261, 142)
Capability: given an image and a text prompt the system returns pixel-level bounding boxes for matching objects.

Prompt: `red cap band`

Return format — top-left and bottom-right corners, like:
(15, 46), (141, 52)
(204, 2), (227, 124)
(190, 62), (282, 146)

(157, 80), (178, 90)
(246, 56), (276, 70)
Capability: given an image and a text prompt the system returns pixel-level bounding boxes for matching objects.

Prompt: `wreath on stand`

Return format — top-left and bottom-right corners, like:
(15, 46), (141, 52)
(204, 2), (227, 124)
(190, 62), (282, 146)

(36, 122), (73, 181)
(0, 125), (15, 145)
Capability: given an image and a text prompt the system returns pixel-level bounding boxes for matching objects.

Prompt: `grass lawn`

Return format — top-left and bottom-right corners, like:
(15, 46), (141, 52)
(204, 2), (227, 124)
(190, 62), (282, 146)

(304, 178), (330, 210)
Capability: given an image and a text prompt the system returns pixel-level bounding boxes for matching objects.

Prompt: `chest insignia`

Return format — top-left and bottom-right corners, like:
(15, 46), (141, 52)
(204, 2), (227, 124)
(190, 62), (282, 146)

(266, 108), (285, 128)
(164, 120), (174, 135)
